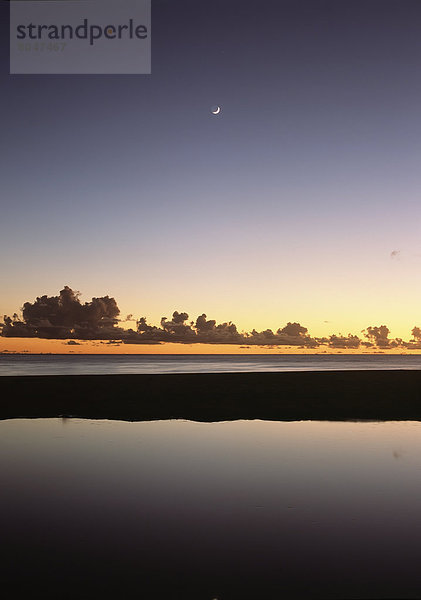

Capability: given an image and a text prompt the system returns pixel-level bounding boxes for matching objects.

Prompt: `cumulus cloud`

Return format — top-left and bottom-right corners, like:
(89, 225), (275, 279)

(171, 311), (189, 324)
(2, 286), (121, 340)
(2, 290), (321, 346)
(398, 326), (421, 350)
(362, 325), (391, 348)
(247, 322), (316, 347)
(328, 334), (361, 349)
(195, 314), (216, 332)
(411, 327), (421, 342)
(159, 311), (196, 340)
(277, 322), (308, 337)
(1, 286), (417, 349)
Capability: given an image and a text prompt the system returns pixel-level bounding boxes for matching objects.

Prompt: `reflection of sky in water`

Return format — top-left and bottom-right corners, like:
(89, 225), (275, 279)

(3, 353), (421, 376)
(1, 419), (421, 598)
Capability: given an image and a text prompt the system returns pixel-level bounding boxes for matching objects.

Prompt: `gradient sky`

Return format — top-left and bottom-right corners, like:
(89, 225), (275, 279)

(2, 0), (421, 341)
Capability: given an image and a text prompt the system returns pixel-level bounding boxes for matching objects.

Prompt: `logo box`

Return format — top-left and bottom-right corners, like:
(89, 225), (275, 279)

(10, 0), (151, 74)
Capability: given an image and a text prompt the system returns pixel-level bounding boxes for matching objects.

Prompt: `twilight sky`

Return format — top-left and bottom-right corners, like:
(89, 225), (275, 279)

(2, 0), (421, 341)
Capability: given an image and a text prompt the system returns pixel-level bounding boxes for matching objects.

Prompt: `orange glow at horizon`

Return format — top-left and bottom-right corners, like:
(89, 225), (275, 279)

(1, 337), (421, 355)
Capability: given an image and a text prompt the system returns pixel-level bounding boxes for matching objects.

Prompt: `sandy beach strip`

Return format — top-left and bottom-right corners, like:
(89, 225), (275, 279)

(1, 370), (421, 422)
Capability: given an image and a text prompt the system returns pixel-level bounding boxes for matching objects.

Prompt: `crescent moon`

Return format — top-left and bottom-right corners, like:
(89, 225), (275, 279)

(211, 106), (221, 115)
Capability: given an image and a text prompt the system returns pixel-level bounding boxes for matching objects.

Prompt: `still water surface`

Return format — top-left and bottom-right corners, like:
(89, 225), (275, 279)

(1, 418), (421, 598)
(2, 353), (421, 375)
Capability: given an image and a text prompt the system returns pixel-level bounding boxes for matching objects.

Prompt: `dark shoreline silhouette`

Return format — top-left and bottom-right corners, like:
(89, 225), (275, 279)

(2, 370), (421, 422)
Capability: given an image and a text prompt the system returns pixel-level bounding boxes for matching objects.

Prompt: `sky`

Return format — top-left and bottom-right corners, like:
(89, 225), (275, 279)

(2, 0), (421, 346)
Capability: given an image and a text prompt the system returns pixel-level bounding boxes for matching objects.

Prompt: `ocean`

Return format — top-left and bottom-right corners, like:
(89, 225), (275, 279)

(1, 352), (421, 376)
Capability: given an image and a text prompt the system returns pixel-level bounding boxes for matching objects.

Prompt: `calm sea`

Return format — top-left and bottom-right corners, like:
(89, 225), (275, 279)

(2, 418), (421, 598)
(1, 352), (421, 376)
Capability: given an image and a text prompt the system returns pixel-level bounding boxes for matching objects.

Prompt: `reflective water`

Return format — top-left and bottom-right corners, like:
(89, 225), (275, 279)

(1, 418), (421, 598)
(2, 353), (421, 376)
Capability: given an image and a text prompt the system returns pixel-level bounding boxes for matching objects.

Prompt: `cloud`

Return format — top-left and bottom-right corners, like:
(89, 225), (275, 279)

(411, 327), (421, 341)
(247, 322), (316, 347)
(328, 334), (360, 349)
(277, 322), (308, 337)
(2, 286), (121, 340)
(172, 311), (189, 324)
(160, 311), (196, 340)
(362, 325), (391, 348)
(195, 314), (216, 332)
(2, 289), (322, 346)
(1, 285), (416, 350)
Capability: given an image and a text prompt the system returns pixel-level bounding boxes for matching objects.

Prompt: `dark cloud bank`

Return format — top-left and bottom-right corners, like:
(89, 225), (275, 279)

(1, 286), (421, 349)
